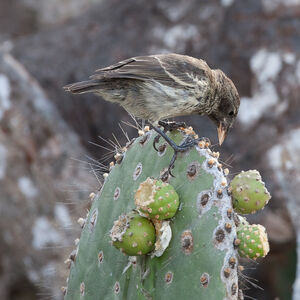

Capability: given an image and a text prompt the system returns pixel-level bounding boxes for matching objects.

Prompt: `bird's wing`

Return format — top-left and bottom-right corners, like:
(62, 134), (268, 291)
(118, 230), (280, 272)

(90, 54), (210, 88)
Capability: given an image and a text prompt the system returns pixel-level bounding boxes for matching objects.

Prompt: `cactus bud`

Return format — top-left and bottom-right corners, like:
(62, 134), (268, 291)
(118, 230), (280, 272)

(135, 178), (179, 220)
(237, 223), (269, 259)
(230, 170), (271, 214)
(110, 211), (156, 256)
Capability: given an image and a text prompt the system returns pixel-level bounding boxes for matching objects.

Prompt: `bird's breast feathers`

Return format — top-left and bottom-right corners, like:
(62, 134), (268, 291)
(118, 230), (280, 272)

(138, 79), (208, 120)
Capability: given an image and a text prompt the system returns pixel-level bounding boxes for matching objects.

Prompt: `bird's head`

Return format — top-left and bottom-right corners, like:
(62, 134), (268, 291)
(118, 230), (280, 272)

(209, 70), (240, 145)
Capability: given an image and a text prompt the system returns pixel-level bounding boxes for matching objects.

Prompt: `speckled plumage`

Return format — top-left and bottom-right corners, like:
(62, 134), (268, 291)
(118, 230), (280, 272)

(64, 53), (240, 144)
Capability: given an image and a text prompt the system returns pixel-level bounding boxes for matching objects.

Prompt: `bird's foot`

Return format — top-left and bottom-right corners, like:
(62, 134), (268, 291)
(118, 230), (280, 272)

(153, 121), (187, 151)
(166, 136), (198, 176)
(151, 124), (208, 177)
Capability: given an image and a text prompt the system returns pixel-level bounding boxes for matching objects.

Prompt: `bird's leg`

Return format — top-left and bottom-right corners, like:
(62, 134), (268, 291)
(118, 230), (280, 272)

(150, 124), (205, 177)
(153, 120), (187, 151)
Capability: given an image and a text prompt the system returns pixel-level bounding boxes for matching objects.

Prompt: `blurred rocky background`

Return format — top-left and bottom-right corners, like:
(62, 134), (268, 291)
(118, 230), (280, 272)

(0, 0), (299, 299)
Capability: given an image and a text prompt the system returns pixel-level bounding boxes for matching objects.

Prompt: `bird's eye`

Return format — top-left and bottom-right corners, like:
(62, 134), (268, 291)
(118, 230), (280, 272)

(228, 111), (234, 116)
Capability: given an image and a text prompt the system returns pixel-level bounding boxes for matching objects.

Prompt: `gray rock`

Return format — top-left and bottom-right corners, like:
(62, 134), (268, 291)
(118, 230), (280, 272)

(0, 52), (97, 300)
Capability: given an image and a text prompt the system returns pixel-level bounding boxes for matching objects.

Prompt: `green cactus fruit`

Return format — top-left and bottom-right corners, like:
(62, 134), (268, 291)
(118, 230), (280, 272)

(64, 128), (243, 299)
(135, 177), (179, 220)
(230, 170), (271, 214)
(110, 211), (156, 256)
(237, 223), (270, 260)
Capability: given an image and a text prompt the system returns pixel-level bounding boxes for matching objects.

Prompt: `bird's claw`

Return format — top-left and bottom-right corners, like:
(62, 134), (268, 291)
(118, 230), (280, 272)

(153, 135), (161, 152)
(167, 152), (177, 177)
(153, 121), (187, 152)
(167, 137), (211, 177)
(150, 123), (210, 178)
(166, 137), (197, 177)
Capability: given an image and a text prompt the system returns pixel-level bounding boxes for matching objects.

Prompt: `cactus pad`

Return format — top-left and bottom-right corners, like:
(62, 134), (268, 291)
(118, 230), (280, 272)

(64, 129), (253, 300)
(110, 211), (156, 256)
(230, 170), (271, 214)
(237, 223), (269, 259)
(135, 177), (179, 220)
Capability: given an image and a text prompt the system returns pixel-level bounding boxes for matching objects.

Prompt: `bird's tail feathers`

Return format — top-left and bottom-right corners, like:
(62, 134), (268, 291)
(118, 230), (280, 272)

(63, 79), (102, 94)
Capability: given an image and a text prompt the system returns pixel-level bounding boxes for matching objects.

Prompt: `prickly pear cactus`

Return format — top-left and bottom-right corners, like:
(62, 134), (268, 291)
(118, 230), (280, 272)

(63, 128), (270, 300)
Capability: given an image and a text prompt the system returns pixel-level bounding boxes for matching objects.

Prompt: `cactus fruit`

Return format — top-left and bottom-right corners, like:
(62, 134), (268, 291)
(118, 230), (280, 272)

(135, 177), (179, 220)
(230, 170), (271, 214)
(64, 128), (271, 300)
(110, 211), (156, 256)
(237, 222), (269, 260)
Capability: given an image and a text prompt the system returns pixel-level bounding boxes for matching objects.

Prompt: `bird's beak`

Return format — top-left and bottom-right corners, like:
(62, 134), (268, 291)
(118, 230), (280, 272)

(217, 122), (227, 145)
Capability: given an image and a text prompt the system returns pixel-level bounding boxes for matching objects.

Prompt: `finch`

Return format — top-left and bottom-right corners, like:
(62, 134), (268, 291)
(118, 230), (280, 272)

(64, 53), (240, 145)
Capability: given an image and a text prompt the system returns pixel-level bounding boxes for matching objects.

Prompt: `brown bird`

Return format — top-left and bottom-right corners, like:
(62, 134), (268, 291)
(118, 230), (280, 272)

(64, 53), (240, 146)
